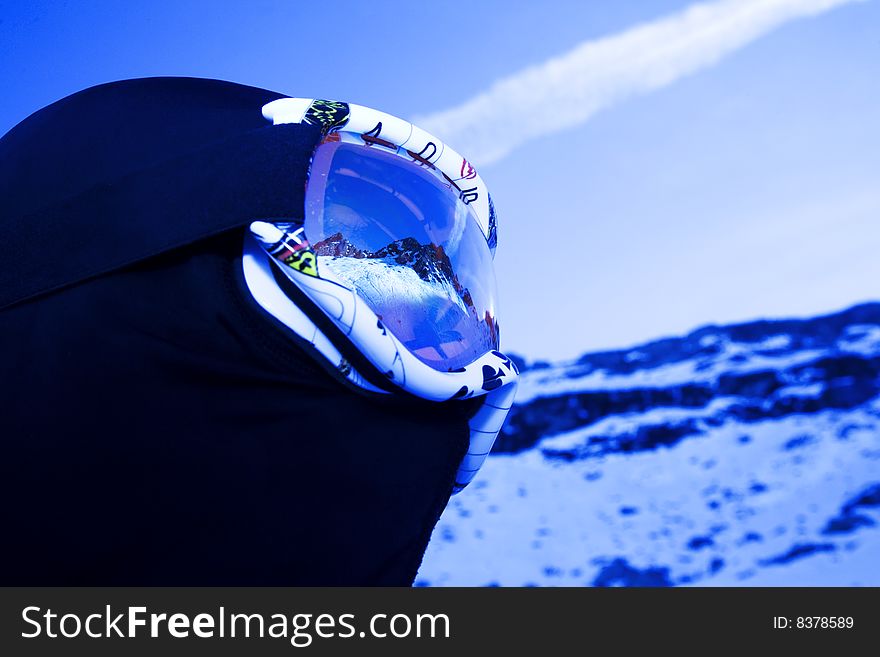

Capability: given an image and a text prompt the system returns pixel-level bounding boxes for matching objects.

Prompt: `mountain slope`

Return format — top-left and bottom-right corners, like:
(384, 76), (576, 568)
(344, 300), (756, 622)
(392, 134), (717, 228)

(419, 303), (880, 586)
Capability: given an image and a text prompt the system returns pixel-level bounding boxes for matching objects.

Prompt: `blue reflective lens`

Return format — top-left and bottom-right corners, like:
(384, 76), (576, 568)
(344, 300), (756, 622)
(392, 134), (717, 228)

(305, 138), (499, 372)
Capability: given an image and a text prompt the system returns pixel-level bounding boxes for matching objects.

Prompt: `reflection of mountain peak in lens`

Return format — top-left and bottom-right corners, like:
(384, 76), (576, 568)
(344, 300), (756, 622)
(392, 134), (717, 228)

(313, 232), (499, 354)
(313, 232), (474, 309)
(312, 232), (367, 258)
(372, 238), (469, 303)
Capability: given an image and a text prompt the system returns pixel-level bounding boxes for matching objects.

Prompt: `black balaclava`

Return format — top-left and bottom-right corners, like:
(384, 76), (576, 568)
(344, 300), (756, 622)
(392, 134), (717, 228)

(0, 78), (478, 585)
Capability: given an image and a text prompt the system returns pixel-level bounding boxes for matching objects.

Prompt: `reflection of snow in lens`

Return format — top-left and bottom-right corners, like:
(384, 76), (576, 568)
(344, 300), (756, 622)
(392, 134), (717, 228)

(318, 254), (489, 369)
(319, 255), (468, 316)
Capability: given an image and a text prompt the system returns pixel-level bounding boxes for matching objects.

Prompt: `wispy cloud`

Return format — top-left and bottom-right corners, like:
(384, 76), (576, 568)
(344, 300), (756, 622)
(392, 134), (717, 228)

(416, 0), (864, 166)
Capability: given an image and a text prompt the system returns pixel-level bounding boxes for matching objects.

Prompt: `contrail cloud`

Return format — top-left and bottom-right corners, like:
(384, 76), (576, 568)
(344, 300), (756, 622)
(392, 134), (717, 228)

(416, 0), (864, 166)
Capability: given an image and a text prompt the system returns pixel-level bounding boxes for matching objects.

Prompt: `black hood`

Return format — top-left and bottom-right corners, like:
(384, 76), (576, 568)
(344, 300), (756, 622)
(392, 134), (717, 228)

(0, 77), (322, 308)
(0, 78), (474, 585)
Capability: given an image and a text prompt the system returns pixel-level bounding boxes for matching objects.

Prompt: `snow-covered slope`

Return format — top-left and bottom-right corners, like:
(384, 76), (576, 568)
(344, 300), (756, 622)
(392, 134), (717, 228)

(419, 303), (880, 586)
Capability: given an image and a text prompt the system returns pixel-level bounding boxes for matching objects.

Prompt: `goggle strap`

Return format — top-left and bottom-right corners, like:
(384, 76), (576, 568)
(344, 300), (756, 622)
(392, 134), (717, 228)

(453, 381), (518, 492)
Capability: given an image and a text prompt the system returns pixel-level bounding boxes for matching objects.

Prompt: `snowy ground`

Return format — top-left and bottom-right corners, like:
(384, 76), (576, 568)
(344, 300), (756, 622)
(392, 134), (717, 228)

(419, 307), (880, 586)
(420, 402), (880, 586)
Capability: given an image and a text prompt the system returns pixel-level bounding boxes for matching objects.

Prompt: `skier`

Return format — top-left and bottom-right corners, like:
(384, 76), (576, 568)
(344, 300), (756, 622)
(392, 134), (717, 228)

(0, 77), (518, 585)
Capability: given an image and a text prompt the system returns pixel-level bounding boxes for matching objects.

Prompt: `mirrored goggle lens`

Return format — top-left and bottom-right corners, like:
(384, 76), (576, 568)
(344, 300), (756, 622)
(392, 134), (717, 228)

(305, 138), (499, 372)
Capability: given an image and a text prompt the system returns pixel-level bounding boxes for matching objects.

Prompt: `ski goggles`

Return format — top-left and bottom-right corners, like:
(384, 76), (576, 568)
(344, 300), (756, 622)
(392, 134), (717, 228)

(250, 98), (518, 407)
(245, 98), (520, 490)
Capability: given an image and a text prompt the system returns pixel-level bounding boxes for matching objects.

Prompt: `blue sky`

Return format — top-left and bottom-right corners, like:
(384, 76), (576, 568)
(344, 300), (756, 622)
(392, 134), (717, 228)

(2, 0), (878, 360)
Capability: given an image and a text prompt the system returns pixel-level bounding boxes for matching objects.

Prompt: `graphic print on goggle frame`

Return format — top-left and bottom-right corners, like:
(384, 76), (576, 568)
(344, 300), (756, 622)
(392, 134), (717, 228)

(245, 98), (519, 490)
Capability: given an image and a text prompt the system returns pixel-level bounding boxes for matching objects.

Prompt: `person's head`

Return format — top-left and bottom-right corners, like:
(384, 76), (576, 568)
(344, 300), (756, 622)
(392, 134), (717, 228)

(0, 77), (517, 583)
